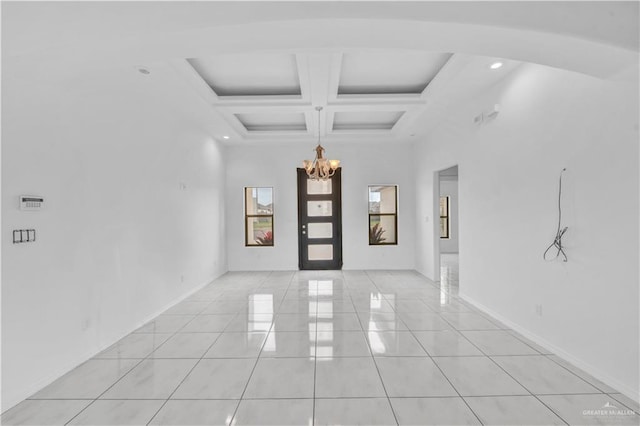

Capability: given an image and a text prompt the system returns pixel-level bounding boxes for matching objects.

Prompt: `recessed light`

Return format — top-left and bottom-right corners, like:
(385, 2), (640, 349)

(490, 62), (503, 70)
(223, 135), (230, 140)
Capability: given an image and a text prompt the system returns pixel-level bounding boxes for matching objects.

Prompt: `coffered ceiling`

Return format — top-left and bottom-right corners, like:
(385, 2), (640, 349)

(174, 50), (454, 143)
(4, 2), (637, 146)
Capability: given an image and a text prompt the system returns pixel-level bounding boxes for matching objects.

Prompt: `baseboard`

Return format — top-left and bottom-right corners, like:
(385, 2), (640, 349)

(459, 292), (640, 404)
(1, 273), (222, 413)
(414, 269), (440, 285)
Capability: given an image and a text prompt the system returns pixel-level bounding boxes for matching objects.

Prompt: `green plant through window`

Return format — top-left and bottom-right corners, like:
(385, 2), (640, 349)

(369, 222), (386, 244)
(368, 185), (398, 245)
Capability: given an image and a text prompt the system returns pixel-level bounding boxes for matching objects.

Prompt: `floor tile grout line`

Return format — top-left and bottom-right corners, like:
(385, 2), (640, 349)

(486, 329), (551, 355)
(62, 311), (205, 425)
(30, 391), (618, 402)
(19, 269), (632, 425)
(488, 354), (605, 393)
(166, 280), (222, 311)
(144, 328), (227, 425)
(228, 271), (291, 426)
(439, 326), (567, 424)
(145, 271), (268, 425)
(407, 332), (486, 424)
(361, 271), (400, 426)
(392, 290), (487, 426)
(606, 393), (640, 416)
(456, 327), (541, 359)
(541, 353), (619, 395)
(482, 362), (570, 426)
(311, 272), (320, 426)
(424, 303), (573, 425)
(467, 323), (609, 406)
(465, 335), (572, 426)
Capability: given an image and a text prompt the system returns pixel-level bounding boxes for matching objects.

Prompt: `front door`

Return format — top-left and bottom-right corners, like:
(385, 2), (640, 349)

(297, 168), (343, 270)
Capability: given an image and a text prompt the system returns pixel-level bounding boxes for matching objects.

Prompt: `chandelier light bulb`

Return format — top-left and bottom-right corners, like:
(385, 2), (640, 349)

(302, 107), (340, 181)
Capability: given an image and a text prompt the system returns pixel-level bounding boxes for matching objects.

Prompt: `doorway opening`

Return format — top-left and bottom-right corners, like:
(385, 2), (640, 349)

(435, 165), (459, 294)
(297, 168), (343, 270)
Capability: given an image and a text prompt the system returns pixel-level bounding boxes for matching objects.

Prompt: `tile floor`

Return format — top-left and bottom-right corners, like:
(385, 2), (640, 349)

(3, 267), (639, 425)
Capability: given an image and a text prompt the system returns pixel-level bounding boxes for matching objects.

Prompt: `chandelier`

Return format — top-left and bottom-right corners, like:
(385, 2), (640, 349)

(303, 106), (340, 180)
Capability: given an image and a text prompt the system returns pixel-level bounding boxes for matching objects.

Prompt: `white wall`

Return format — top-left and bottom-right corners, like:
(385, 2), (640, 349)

(1, 62), (228, 410)
(414, 63), (639, 400)
(439, 177), (459, 253)
(226, 142), (415, 271)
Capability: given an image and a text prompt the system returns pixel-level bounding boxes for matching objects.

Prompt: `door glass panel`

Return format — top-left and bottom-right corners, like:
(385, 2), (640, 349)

(307, 179), (332, 195)
(307, 201), (332, 216)
(308, 223), (333, 239)
(308, 244), (333, 260)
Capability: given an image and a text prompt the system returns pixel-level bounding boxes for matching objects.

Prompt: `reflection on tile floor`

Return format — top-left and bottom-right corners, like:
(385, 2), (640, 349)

(3, 269), (639, 425)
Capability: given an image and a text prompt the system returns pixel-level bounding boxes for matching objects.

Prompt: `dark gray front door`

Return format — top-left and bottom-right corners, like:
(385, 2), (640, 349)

(297, 168), (343, 270)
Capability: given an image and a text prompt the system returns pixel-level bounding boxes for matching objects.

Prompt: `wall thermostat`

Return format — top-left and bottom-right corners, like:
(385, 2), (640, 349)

(20, 195), (44, 211)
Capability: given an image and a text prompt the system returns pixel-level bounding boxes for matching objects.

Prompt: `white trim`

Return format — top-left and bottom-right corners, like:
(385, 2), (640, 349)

(460, 292), (640, 404)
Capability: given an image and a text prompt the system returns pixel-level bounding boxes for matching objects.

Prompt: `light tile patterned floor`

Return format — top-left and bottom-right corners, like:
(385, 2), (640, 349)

(3, 269), (639, 425)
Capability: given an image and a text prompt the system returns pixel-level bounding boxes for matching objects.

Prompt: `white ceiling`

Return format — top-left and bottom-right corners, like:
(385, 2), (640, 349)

(333, 111), (405, 131)
(180, 50), (457, 140)
(171, 49), (522, 144)
(3, 2), (637, 146)
(236, 112), (307, 132)
(338, 52), (452, 95)
(188, 53), (301, 97)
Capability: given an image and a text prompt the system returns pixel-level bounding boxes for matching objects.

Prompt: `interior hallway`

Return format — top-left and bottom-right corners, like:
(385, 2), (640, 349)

(3, 270), (638, 425)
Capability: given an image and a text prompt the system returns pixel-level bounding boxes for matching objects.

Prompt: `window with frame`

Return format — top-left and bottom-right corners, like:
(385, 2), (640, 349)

(368, 185), (398, 245)
(440, 196), (450, 239)
(245, 187), (274, 246)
